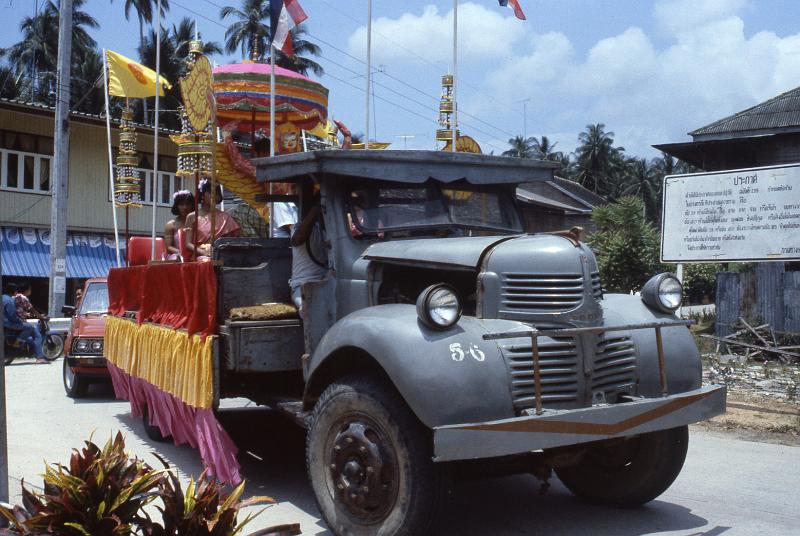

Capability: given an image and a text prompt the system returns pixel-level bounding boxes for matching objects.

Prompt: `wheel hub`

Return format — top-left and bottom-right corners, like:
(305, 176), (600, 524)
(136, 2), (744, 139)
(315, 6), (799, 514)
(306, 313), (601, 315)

(329, 420), (397, 522)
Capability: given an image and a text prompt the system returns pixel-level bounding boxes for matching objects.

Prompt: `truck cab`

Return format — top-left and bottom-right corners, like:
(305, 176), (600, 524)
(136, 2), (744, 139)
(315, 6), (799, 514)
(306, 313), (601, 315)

(206, 150), (725, 535)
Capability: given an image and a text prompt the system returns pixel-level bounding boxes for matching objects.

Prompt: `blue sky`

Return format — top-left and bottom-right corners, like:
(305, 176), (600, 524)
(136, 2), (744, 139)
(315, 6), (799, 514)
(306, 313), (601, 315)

(3, 0), (800, 156)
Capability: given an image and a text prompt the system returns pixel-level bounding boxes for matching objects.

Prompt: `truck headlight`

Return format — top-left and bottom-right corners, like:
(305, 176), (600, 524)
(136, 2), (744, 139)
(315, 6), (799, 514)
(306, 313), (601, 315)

(416, 284), (461, 329)
(91, 340), (103, 352)
(75, 339), (90, 352)
(642, 273), (682, 313)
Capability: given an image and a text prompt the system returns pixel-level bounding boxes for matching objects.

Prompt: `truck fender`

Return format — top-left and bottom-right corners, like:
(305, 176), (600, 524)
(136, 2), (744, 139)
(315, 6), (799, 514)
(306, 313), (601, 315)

(303, 304), (515, 429)
(601, 294), (701, 397)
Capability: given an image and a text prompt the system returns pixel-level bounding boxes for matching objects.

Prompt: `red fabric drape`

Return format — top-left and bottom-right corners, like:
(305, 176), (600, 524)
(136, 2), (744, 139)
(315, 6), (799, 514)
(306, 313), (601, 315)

(107, 262), (217, 337)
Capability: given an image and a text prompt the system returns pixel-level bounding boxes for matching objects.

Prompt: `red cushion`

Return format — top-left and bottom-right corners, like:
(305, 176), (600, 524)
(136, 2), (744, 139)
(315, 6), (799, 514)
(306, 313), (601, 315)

(127, 237), (166, 266)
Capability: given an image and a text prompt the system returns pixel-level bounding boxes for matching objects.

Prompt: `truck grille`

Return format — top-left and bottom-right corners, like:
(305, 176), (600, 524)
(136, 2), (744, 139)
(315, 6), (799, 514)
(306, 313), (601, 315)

(501, 336), (580, 411)
(591, 335), (637, 400)
(501, 273), (585, 313)
(591, 271), (602, 298)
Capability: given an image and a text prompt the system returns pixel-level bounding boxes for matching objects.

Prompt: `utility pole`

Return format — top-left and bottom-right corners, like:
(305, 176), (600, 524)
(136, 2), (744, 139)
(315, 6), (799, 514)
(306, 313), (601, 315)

(520, 97), (531, 138)
(0, 261), (8, 513)
(48, 0), (72, 317)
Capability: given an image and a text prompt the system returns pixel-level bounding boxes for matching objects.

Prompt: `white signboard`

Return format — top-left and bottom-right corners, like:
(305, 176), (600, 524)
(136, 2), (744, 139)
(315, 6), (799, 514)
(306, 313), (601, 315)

(661, 164), (800, 262)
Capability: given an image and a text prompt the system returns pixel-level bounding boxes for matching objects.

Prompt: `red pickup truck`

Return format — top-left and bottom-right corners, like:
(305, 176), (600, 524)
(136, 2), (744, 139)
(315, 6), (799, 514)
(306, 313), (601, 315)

(62, 277), (109, 398)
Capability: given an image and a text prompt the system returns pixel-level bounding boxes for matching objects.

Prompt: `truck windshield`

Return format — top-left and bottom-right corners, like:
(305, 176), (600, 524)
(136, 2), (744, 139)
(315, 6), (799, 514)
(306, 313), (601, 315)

(79, 282), (109, 315)
(348, 184), (522, 236)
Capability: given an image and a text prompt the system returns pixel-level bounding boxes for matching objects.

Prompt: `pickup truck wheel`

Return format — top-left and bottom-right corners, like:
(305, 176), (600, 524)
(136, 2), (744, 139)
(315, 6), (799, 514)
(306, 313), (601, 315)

(63, 358), (89, 398)
(555, 425), (689, 507)
(307, 375), (445, 536)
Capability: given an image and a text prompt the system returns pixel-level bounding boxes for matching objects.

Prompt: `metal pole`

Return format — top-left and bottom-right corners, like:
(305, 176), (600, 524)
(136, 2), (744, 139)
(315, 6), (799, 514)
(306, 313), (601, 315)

(102, 50), (122, 267)
(151, 0), (163, 261)
(48, 0), (73, 317)
(0, 263), (9, 510)
(452, 0), (457, 152)
(655, 326), (669, 396)
(365, 0), (372, 150)
(269, 44), (276, 236)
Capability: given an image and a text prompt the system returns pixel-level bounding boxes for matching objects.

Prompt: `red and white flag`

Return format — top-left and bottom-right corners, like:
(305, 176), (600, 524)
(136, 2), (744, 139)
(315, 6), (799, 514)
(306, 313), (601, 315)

(270, 0), (308, 56)
(498, 0), (526, 20)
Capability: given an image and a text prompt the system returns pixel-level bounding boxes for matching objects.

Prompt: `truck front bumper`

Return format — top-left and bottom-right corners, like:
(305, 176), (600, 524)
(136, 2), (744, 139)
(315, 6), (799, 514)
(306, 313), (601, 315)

(433, 384), (726, 462)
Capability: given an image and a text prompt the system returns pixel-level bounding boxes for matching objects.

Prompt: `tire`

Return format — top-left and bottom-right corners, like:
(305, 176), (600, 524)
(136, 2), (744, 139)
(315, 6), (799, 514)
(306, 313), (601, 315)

(63, 358), (89, 398)
(555, 425), (689, 507)
(306, 375), (446, 536)
(42, 334), (64, 361)
(142, 404), (171, 442)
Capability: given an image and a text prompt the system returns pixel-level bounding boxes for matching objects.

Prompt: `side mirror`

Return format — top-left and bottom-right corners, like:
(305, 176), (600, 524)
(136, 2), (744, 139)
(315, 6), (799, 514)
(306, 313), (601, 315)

(61, 305), (76, 317)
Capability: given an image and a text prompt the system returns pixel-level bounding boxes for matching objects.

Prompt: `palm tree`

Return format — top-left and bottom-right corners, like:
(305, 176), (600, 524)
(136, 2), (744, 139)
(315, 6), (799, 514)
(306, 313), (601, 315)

(621, 157), (660, 222)
(574, 123), (624, 195)
(275, 25), (323, 76)
(113, 0), (170, 66)
(220, 0), (272, 61)
(2, 0), (98, 105)
(503, 135), (534, 158)
(172, 17), (223, 65)
(0, 65), (22, 99)
(70, 49), (105, 114)
(530, 135), (562, 161)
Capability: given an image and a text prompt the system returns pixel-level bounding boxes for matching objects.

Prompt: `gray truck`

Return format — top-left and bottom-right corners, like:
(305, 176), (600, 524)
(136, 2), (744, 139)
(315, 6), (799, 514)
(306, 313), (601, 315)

(209, 150), (725, 535)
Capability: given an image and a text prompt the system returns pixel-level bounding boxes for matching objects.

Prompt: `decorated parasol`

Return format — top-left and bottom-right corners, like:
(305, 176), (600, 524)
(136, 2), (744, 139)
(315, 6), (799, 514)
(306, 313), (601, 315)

(213, 62), (329, 139)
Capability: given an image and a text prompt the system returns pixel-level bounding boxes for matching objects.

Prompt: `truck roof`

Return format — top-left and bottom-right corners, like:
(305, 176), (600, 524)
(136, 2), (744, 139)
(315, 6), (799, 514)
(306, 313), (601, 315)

(254, 150), (558, 185)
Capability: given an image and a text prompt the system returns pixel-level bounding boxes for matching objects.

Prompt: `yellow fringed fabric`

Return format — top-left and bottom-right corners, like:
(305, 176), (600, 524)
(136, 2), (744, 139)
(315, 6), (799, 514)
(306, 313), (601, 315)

(105, 316), (214, 409)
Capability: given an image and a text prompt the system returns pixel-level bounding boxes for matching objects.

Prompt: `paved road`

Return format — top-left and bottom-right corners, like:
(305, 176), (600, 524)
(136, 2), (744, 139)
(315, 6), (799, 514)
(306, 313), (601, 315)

(3, 359), (798, 535)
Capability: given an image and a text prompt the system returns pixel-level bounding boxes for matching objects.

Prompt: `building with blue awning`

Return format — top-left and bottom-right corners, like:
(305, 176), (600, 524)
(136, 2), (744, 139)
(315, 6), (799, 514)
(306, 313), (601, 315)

(0, 227), (124, 278)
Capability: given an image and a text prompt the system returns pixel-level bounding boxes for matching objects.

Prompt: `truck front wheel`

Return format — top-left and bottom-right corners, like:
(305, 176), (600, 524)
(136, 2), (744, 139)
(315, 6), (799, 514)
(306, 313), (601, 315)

(306, 375), (445, 536)
(555, 425), (689, 507)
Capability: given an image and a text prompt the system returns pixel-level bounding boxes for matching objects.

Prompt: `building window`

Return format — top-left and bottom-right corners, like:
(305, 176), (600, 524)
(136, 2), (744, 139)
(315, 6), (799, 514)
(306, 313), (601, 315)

(108, 168), (185, 208)
(0, 130), (54, 194)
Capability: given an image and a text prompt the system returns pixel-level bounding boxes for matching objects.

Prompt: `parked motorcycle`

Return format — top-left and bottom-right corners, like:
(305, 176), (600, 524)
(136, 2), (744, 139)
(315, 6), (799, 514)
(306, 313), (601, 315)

(3, 318), (64, 365)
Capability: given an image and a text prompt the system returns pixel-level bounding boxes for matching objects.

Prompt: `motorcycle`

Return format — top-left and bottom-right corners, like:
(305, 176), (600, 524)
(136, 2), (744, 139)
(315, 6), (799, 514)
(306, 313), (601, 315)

(3, 318), (64, 365)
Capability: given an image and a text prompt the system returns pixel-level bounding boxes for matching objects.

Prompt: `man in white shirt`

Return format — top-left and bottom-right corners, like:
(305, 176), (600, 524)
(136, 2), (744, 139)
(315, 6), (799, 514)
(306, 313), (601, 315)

(289, 199), (330, 314)
(272, 201), (298, 238)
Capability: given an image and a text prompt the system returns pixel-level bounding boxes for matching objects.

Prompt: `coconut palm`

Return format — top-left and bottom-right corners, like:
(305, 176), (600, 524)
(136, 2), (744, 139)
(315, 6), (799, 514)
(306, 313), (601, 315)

(2, 0), (98, 105)
(621, 157), (660, 222)
(0, 65), (22, 100)
(220, 0), (272, 60)
(172, 17), (223, 64)
(70, 49), (105, 114)
(530, 135), (562, 161)
(574, 123), (624, 195)
(275, 25), (324, 76)
(503, 135), (534, 158)
(113, 0), (170, 65)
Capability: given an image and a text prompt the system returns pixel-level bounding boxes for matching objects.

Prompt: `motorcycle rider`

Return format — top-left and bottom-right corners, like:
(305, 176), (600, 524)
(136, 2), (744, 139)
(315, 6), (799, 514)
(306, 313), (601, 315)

(3, 282), (46, 363)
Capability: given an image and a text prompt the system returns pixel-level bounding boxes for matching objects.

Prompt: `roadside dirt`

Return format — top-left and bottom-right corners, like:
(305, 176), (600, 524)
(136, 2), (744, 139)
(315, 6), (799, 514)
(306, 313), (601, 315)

(694, 391), (800, 446)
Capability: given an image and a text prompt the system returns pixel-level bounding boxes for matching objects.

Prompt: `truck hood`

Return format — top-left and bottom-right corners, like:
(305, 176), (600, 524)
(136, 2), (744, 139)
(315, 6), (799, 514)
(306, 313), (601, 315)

(71, 314), (107, 338)
(362, 236), (512, 269)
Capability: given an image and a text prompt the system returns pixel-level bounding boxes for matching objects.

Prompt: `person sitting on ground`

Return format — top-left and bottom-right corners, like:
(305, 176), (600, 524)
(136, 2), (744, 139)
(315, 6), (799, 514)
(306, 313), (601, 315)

(3, 283), (46, 363)
(185, 178), (241, 260)
(289, 192), (330, 314)
(164, 190), (195, 261)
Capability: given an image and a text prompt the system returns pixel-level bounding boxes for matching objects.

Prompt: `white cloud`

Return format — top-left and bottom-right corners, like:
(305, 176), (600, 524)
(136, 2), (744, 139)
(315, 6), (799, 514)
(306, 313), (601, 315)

(482, 0), (800, 156)
(654, 0), (748, 35)
(346, 2), (527, 64)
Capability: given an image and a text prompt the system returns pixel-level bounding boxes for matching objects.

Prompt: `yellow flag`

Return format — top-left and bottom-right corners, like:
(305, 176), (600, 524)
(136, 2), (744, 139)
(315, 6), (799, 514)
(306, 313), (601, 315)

(106, 50), (172, 98)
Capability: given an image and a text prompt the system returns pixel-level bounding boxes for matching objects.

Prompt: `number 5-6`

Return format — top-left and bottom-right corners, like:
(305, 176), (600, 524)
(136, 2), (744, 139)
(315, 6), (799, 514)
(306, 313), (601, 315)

(449, 343), (465, 361)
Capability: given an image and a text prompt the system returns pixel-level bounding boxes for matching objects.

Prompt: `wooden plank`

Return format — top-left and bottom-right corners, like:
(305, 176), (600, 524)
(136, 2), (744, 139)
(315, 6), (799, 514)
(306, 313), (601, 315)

(700, 334), (796, 362)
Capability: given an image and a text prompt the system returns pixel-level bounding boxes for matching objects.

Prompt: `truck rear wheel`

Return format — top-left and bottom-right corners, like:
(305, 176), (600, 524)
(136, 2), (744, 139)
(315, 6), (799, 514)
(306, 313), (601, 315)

(306, 375), (445, 536)
(555, 425), (689, 507)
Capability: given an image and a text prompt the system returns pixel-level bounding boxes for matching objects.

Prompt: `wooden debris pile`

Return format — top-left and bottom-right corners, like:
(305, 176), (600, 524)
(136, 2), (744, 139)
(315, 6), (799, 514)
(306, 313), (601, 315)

(701, 317), (800, 364)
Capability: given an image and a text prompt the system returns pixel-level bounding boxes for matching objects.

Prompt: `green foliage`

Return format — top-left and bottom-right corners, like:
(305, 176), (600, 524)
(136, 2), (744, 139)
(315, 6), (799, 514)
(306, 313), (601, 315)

(0, 434), (284, 536)
(682, 263), (722, 304)
(0, 432), (162, 536)
(587, 196), (666, 293)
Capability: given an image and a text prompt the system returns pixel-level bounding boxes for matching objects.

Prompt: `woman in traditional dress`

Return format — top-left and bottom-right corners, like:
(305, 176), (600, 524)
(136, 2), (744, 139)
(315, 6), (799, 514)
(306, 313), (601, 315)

(164, 190), (195, 261)
(185, 178), (241, 260)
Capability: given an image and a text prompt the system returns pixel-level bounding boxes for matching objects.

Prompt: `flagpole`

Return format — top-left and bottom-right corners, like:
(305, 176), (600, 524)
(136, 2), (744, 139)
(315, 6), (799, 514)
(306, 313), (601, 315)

(102, 50), (122, 267)
(269, 42), (276, 236)
(452, 0), (457, 153)
(365, 0), (372, 151)
(151, 0), (163, 261)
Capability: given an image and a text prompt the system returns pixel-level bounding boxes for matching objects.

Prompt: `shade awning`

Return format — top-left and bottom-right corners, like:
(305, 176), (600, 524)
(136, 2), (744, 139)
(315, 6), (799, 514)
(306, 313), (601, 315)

(0, 227), (124, 278)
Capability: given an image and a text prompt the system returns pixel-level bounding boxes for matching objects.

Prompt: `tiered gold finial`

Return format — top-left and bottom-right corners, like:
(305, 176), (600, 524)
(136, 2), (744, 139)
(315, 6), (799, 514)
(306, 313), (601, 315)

(114, 107), (143, 207)
(436, 74), (458, 142)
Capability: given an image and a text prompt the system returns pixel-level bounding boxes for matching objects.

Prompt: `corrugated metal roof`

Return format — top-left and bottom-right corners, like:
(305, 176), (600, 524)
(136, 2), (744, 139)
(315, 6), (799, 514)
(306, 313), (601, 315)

(690, 86), (800, 139)
(0, 227), (123, 278)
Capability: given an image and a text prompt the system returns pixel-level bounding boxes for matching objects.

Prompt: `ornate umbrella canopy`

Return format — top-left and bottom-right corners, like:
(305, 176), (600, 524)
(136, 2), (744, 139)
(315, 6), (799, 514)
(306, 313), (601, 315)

(213, 62), (329, 135)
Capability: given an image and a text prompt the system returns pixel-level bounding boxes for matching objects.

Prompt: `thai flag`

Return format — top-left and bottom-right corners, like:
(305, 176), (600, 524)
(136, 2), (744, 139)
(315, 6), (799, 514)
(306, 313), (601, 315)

(499, 0), (526, 20)
(270, 0), (308, 56)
